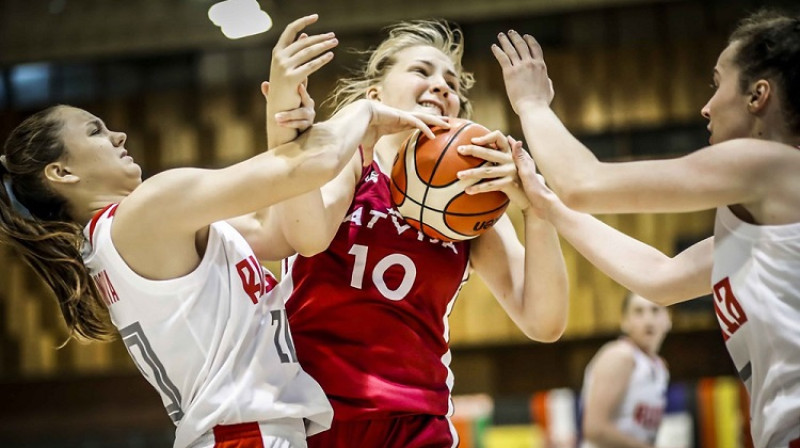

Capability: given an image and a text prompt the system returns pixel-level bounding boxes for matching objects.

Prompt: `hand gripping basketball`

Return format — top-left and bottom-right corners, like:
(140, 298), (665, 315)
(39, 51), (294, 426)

(390, 118), (510, 242)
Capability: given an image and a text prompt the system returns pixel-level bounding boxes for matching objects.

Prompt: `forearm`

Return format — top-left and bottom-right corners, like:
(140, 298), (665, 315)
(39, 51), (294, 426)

(546, 199), (710, 305)
(267, 93), (301, 149)
(516, 104), (601, 205)
(272, 165), (355, 256)
(516, 211), (569, 341)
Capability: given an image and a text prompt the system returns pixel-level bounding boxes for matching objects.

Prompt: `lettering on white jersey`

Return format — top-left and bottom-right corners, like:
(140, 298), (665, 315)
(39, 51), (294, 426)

(344, 206), (459, 254)
(365, 171), (380, 183)
(235, 255), (277, 304)
(713, 277), (748, 341)
(93, 270), (120, 306)
(633, 403), (663, 430)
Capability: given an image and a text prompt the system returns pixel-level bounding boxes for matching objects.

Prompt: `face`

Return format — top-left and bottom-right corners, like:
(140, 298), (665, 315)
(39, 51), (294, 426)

(370, 45), (461, 118)
(52, 106), (141, 194)
(701, 42), (755, 144)
(620, 293), (671, 355)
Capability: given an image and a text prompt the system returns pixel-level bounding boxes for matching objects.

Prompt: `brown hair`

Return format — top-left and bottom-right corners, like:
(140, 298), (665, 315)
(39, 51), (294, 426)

(328, 19), (475, 118)
(0, 106), (114, 342)
(729, 8), (800, 133)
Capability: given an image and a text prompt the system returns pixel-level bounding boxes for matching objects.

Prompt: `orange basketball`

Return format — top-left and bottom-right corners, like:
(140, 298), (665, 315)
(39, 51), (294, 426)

(390, 118), (510, 242)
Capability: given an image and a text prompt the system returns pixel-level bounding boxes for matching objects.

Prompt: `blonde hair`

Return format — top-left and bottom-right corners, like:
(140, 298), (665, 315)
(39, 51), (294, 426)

(329, 19), (475, 118)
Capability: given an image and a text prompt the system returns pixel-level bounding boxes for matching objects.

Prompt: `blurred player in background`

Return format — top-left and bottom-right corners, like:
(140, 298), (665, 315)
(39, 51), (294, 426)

(580, 292), (671, 448)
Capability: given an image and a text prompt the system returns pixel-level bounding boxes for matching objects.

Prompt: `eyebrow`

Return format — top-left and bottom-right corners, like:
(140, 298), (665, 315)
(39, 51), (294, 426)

(414, 59), (458, 80)
(86, 118), (105, 130)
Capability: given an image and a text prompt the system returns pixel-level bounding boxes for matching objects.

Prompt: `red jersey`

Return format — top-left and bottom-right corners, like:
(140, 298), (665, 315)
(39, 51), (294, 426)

(283, 161), (471, 421)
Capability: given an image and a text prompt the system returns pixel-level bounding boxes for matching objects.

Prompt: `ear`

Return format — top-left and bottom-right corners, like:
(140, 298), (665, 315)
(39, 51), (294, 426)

(747, 79), (771, 113)
(366, 85), (382, 101)
(44, 161), (80, 185)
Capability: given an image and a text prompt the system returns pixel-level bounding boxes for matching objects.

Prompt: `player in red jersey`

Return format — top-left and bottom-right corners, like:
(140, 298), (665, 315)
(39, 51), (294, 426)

(268, 19), (570, 448)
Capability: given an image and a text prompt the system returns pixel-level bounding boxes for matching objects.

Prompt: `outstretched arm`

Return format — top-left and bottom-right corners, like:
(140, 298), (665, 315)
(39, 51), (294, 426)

(513, 146), (711, 306)
(460, 134), (569, 342)
(491, 31), (782, 215)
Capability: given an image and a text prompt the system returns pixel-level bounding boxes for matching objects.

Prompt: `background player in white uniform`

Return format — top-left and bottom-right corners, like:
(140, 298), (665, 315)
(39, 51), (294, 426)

(481, 8), (800, 448)
(580, 292), (671, 448)
(0, 15), (447, 448)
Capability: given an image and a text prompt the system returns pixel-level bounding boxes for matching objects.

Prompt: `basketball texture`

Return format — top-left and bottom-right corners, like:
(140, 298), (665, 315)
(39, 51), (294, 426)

(390, 118), (510, 242)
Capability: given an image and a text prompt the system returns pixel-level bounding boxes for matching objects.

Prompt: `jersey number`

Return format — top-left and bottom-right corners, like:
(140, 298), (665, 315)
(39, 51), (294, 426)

(348, 243), (416, 301)
(120, 322), (184, 425)
(271, 309), (298, 363)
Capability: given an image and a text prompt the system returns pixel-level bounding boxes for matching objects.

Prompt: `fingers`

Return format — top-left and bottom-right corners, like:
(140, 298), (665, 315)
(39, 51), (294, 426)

(410, 113), (449, 130)
(491, 43), (512, 70)
(497, 32), (520, 64)
(457, 144), (509, 164)
(298, 83), (314, 109)
(284, 32), (338, 65)
(293, 50), (336, 81)
(276, 14), (319, 49)
(508, 30), (532, 60)
(469, 130), (511, 152)
(523, 34), (544, 60)
(405, 115), (437, 140)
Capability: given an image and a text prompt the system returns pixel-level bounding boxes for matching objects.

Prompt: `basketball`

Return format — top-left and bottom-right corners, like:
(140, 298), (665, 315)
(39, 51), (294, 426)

(390, 118), (510, 242)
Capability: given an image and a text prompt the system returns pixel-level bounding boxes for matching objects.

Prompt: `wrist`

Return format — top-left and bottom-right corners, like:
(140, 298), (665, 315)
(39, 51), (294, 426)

(514, 99), (550, 116)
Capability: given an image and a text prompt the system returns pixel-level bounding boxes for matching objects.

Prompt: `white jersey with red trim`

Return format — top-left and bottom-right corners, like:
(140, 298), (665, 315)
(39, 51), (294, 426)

(81, 204), (332, 448)
(712, 206), (800, 448)
(580, 339), (668, 447)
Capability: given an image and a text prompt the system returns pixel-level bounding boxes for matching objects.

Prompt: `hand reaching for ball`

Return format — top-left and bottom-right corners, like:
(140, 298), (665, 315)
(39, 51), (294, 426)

(456, 131), (533, 211)
(360, 100), (449, 165)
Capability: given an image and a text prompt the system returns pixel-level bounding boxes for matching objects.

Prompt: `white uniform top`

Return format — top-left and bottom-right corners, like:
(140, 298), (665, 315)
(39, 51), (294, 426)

(580, 338), (669, 448)
(82, 204), (332, 448)
(712, 206), (800, 448)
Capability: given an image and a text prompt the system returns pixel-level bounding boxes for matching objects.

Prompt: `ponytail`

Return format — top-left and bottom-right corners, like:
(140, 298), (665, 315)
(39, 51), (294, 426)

(0, 107), (115, 343)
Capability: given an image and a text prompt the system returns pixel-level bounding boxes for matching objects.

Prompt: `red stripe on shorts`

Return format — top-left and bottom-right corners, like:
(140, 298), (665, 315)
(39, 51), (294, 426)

(213, 422), (264, 448)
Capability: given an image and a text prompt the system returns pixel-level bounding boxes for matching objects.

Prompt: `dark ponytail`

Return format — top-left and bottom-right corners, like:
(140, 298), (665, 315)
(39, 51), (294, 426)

(0, 106), (115, 343)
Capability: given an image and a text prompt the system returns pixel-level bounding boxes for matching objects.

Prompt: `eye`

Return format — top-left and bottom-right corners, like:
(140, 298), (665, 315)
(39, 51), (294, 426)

(411, 66), (428, 76)
(90, 127), (101, 136)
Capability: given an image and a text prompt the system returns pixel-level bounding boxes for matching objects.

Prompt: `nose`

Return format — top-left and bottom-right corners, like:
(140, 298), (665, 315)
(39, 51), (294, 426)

(429, 75), (450, 98)
(112, 131), (127, 147)
(700, 101), (711, 120)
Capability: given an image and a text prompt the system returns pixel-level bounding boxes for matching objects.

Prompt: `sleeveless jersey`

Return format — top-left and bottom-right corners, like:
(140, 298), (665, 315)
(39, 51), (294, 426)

(82, 204), (332, 448)
(712, 206), (800, 447)
(283, 160), (471, 420)
(580, 339), (668, 447)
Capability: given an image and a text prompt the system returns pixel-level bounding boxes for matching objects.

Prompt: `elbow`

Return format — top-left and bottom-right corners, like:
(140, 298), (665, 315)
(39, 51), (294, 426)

(294, 241), (330, 258)
(521, 318), (566, 343)
(289, 234), (335, 258)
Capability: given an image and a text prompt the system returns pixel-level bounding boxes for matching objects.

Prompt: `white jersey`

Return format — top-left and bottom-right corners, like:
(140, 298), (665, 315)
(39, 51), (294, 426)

(81, 204), (332, 448)
(580, 339), (668, 447)
(712, 206), (800, 448)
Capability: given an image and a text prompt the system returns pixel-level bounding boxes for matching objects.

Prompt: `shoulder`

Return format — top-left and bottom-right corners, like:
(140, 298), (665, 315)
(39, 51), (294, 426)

(594, 339), (636, 367)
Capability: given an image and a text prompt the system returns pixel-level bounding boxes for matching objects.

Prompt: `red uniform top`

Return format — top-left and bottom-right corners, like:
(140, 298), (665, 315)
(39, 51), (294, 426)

(283, 161), (471, 420)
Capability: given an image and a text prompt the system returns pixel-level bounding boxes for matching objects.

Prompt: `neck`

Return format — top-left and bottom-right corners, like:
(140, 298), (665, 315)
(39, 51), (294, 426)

(74, 193), (127, 226)
(374, 130), (414, 170)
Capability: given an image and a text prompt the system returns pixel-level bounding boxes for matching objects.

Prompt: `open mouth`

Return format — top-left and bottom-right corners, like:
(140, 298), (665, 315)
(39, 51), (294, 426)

(418, 101), (443, 116)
